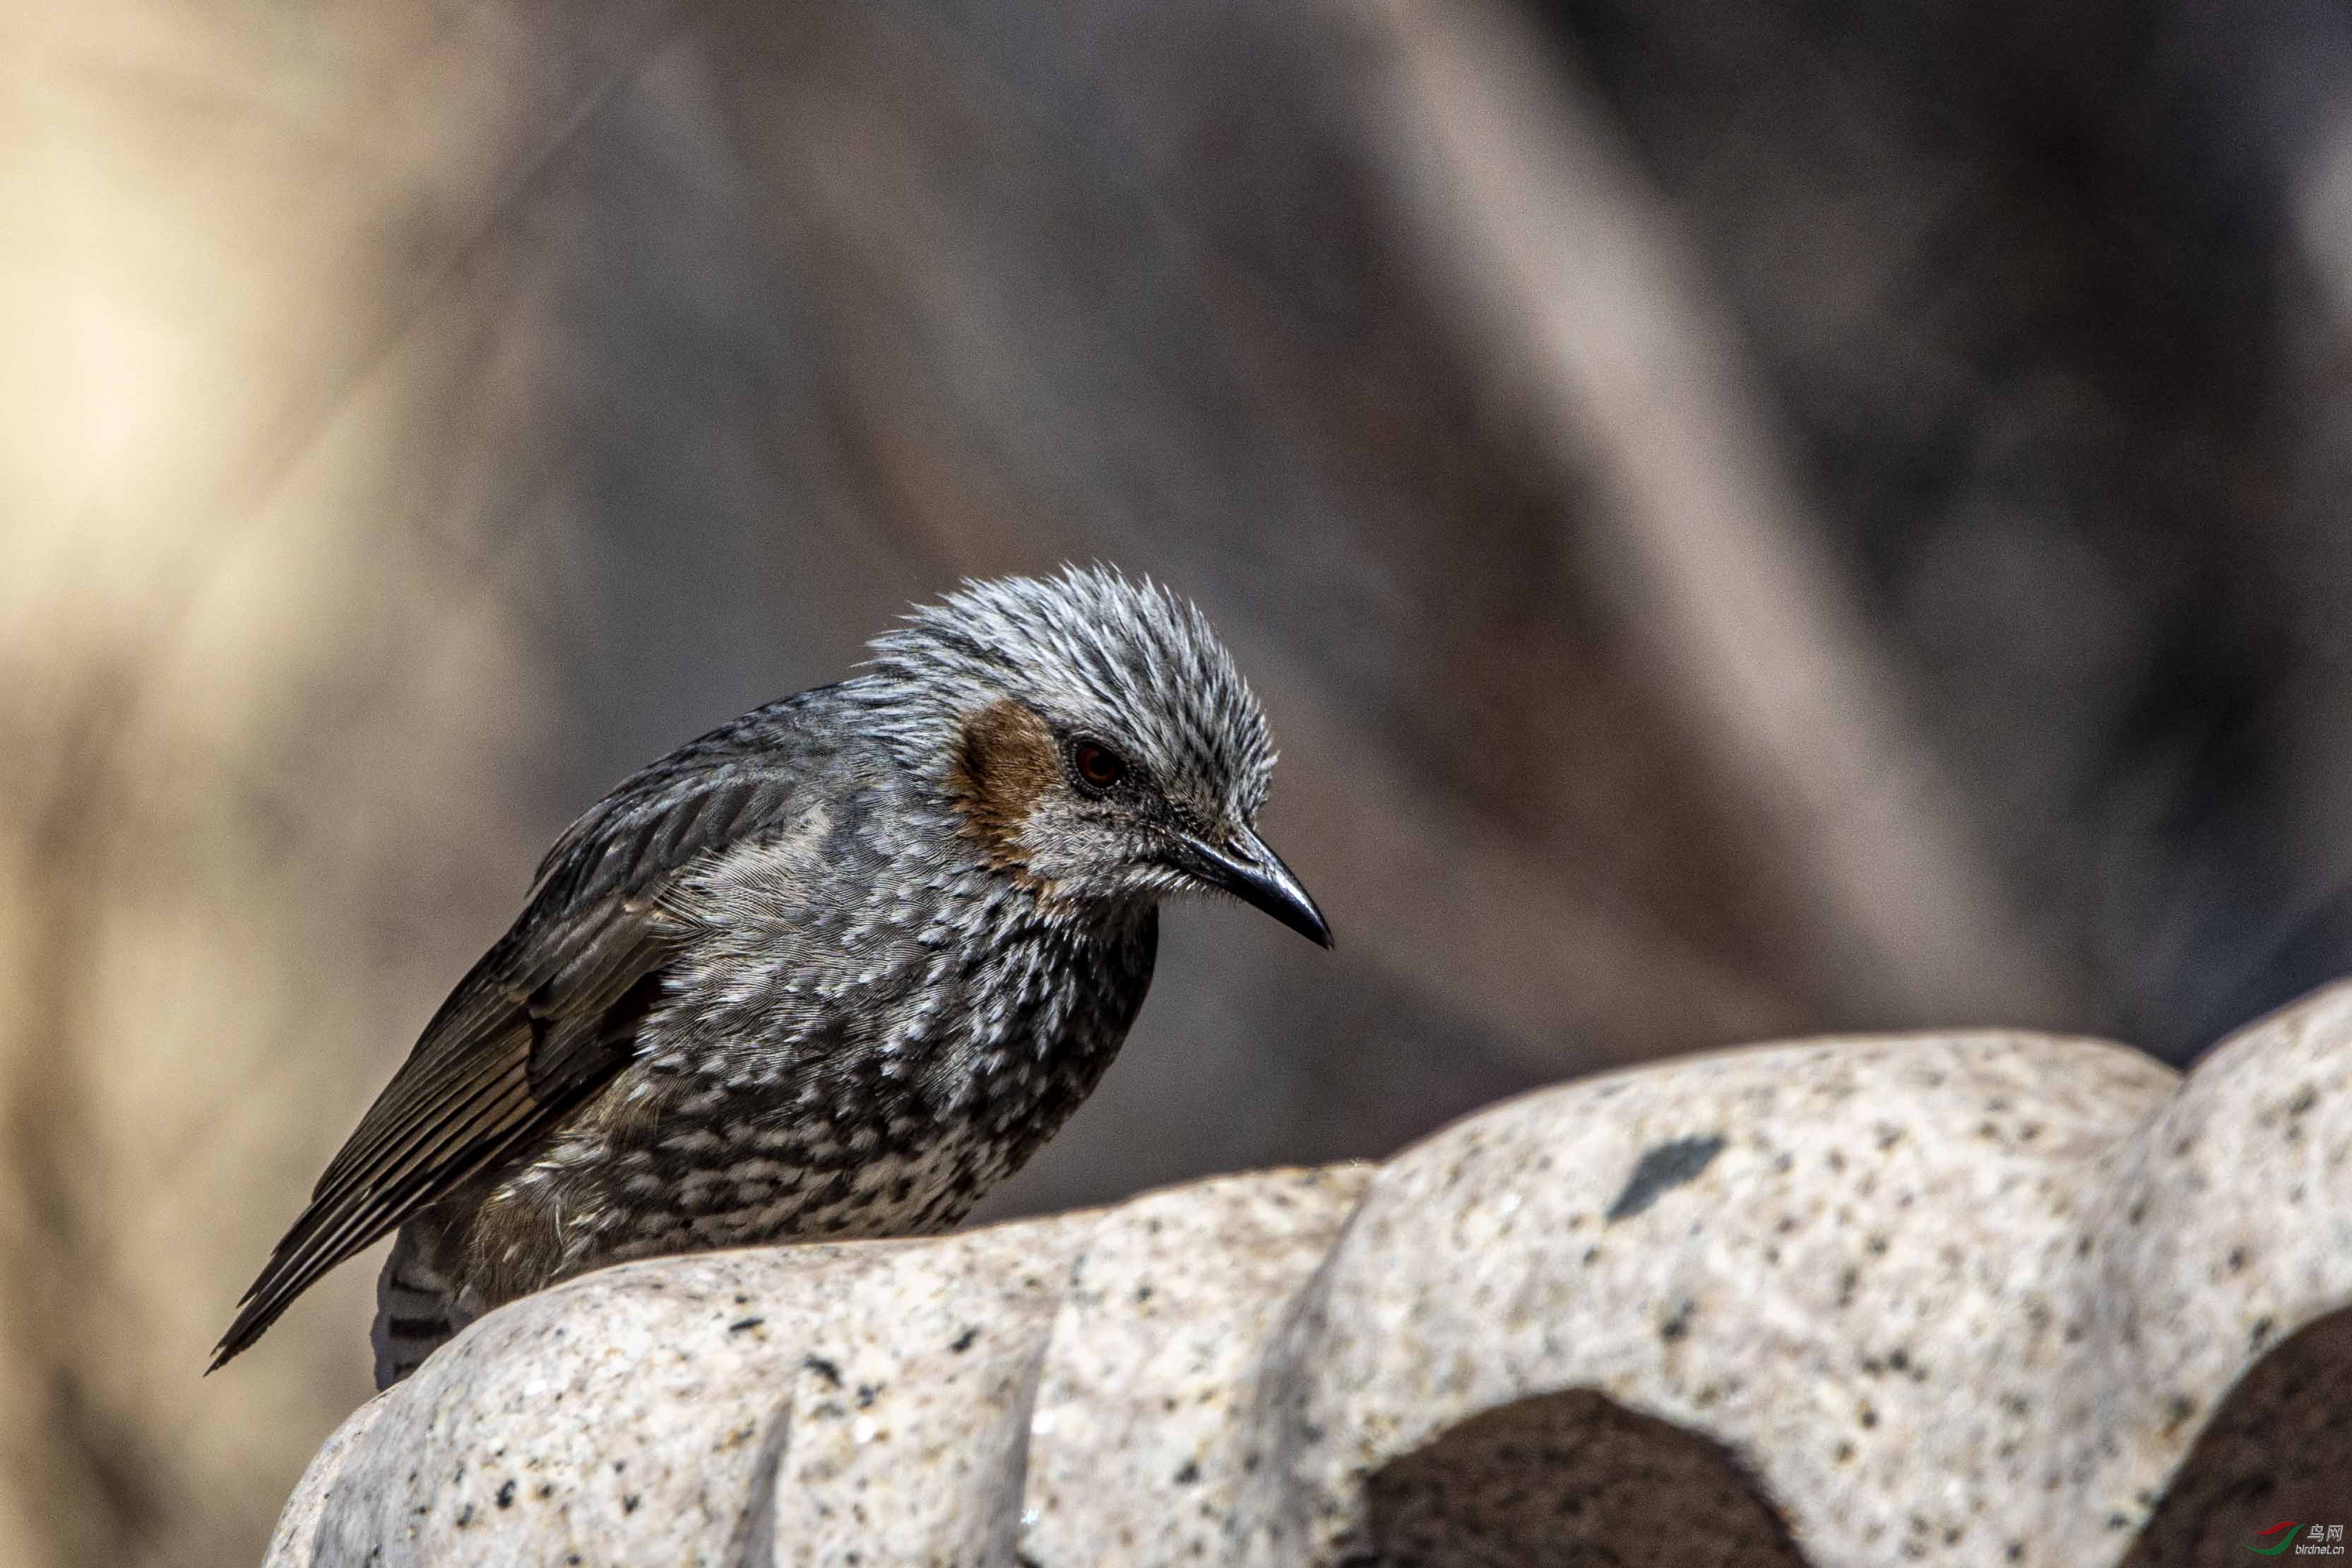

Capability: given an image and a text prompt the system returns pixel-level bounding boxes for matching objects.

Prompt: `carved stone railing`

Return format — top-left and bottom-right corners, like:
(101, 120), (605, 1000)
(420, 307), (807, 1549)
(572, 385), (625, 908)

(268, 982), (2352, 1566)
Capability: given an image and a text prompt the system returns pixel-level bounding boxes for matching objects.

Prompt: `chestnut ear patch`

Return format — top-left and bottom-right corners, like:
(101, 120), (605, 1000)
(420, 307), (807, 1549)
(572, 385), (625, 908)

(944, 699), (1063, 874)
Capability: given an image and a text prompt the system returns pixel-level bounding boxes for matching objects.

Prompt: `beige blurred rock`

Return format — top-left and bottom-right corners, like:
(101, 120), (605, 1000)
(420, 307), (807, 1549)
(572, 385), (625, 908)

(267, 981), (2352, 1567)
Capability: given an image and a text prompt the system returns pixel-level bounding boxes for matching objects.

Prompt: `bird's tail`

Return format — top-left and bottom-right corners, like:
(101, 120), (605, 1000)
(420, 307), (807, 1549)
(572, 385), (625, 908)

(371, 1225), (462, 1390)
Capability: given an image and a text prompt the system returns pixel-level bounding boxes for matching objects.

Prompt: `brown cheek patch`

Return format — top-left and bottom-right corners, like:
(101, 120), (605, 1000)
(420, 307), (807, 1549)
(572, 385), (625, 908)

(944, 699), (1062, 880)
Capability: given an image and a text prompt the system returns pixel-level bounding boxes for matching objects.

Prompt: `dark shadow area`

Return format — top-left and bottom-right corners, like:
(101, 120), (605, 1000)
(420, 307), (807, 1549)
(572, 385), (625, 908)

(2122, 1307), (2352, 1567)
(1363, 1388), (1808, 1567)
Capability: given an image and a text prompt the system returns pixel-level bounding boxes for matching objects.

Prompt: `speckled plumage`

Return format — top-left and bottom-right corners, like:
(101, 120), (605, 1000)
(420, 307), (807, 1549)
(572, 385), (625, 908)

(215, 568), (1329, 1387)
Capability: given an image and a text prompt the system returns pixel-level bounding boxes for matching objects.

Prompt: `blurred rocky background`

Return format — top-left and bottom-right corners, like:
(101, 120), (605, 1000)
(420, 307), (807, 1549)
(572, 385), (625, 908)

(5, 0), (2351, 1562)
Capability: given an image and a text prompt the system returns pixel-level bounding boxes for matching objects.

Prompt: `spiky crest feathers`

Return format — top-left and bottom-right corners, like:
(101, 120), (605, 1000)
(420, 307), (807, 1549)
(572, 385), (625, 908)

(855, 566), (1276, 826)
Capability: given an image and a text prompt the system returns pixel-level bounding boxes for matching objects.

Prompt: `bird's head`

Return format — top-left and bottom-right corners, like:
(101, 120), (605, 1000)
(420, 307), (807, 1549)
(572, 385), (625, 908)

(857, 566), (1331, 946)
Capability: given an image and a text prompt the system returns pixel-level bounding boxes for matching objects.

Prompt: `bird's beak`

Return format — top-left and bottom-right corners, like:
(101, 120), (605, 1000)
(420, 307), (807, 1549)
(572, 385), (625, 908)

(1172, 824), (1334, 949)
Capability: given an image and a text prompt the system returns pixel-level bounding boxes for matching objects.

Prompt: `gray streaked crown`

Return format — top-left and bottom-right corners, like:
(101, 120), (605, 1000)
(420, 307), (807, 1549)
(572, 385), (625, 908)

(856, 566), (1276, 822)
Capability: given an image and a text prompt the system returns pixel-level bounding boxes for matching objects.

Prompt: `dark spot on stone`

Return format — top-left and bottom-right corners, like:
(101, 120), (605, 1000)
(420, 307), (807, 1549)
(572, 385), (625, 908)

(1173, 1460), (1201, 1485)
(495, 1480), (516, 1510)
(857, 1384), (880, 1408)
(1889, 1348), (1908, 1372)
(951, 1326), (980, 1353)
(623, 1494), (640, 1514)
(2108, 1513), (2129, 1530)
(2227, 1247), (2247, 1273)
(2289, 1086), (2317, 1117)
(805, 1355), (843, 1388)
(1136, 1283), (1155, 1304)
(2007, 1543), (2024, 1561)
(1605, 1135), (1728, 1222)
(2251, 1317), (2274, 1351)
(1860, 1404), (1879, 1429)
(2129, 1310), (2352, 1556)
(1366, 1390), (1805, 1565)
(729, 1316), (765, 1334)
(1661, 1301), (1694, 1342)
(536, 1483), (553, 1499)
(455, 1504), (473, 1528)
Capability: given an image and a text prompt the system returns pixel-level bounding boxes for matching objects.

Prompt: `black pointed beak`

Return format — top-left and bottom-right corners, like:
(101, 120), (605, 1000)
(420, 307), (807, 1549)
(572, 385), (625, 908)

(1174, 825), (1334, 949)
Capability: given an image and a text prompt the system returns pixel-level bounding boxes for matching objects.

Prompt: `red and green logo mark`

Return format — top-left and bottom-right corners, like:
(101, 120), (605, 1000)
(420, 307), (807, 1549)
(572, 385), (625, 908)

(2252, 1521), (2348, 1555)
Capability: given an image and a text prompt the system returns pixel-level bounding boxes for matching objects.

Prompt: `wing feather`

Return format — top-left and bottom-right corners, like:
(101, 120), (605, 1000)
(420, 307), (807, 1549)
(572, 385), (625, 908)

(212, 720), (825, 1371)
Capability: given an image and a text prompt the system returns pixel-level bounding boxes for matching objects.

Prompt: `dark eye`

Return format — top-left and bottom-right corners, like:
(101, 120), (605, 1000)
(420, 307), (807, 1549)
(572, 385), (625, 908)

(1071, 740), (1127, 790)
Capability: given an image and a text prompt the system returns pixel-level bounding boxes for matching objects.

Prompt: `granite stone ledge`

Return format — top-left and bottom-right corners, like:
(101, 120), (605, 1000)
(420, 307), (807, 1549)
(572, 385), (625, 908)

(266, 980), (2352, 1567)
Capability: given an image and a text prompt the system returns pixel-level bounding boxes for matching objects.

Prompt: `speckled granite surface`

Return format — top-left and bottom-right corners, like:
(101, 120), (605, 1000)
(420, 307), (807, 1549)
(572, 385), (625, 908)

(266, 982), (2352, 1567)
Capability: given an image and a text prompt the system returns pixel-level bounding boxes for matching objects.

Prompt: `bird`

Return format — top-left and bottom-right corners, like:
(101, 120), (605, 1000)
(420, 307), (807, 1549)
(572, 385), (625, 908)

(212, 566), (1331, 1387)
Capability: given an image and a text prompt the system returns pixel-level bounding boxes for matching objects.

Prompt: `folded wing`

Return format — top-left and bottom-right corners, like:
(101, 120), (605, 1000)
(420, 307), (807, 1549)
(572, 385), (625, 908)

(211, 732), (814, 1370)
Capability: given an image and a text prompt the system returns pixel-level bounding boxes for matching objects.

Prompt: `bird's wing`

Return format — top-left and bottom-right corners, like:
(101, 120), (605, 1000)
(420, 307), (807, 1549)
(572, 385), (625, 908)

(212, 740), (816, 1370)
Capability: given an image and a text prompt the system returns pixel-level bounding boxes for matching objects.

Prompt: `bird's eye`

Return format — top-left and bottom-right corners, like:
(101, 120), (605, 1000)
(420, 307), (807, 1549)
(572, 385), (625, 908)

(1071, 741), (1127, 790)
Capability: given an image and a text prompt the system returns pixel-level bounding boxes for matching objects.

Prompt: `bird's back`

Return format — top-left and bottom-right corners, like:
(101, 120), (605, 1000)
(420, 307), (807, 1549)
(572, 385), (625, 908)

(213, 692), (841, 1372)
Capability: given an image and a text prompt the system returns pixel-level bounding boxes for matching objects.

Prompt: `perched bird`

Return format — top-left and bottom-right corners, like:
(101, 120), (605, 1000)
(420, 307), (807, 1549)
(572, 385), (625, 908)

(213, 567), (1330, 1386)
